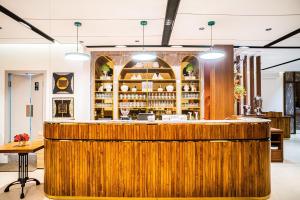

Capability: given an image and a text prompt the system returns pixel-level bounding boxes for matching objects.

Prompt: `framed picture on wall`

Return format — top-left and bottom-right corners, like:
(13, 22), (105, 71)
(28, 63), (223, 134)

(52, 97), (74, 119)
(52, 72), (74, 94)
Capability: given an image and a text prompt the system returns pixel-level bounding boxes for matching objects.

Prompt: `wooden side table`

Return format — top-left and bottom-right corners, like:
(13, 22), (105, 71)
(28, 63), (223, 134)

(0, 140), (44, 199)
(270, 128), (284, 162)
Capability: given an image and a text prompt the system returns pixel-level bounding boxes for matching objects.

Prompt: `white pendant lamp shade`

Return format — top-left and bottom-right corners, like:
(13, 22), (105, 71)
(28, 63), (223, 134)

(132, 21), (157, 61)
(65, 52), (90, 61)
(132, 53), (156, 61)
(200, 21), (225, 60)
(200, 50), (225, 60)
(65, 22), (90, 61)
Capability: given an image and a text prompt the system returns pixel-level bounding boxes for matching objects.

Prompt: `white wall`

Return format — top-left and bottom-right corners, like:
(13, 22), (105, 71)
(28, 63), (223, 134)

(261, 72), (284, 112)
(0, 44), (90, 145)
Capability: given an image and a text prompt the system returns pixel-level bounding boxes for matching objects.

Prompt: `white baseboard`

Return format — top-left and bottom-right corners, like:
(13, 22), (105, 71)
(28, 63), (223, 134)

(0, 154), (8, 163)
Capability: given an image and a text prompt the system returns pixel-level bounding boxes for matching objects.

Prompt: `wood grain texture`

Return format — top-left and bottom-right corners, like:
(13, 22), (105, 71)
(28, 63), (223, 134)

(271, 128), (283, 162)
(256, 56), (261, 96)
(44, 122), (270, 199)
(203, 45), (234, 120)
(249, 56), (255, 113)
(243, 56), (248, 106)
(45, 140), (270, 198)
(204, 62), (211, 120)
(0, 140), (44, 153)
(44, 122), (270, 140)
(268, 116), (291, 138)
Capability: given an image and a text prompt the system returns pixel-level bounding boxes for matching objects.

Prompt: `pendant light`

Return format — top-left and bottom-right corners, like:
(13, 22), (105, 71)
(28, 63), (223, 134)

(132, 21), (156, 61)
(65, 22), (90, 61)
(200, 21), (225, 60)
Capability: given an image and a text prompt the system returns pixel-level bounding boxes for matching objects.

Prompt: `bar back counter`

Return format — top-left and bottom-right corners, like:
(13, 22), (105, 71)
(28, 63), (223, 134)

(44, 119), (271, 199)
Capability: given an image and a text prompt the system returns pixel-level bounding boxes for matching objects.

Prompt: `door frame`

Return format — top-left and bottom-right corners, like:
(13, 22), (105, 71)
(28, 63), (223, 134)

(283, 72), (300, 134)
(4, 70), (47, 143)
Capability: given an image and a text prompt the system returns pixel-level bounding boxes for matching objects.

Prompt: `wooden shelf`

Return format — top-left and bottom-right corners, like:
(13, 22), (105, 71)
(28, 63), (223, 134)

(271, 128), (283, 162)
(148, 99), (176, 101)
(119, 61), (177, 119)
(182, 91), (201, 93)
(182, 79), (200, 82)
(95, 98), (113, 100)
(148, 107), (176, 109)
(119, 79), (176, 83)
(95, 79), (113, 82)
(92, 55), (115, 120)
(119, 107), (147, 109)
(121, 68), (174, 73)
(182, 98), (200, 100)
(119, 99), (147, 101)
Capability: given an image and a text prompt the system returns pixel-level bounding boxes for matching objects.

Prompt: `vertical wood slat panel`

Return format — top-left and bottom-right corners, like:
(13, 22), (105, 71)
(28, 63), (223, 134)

(45, 139), (270, 198)
(256, 56), (262, 96)
(242, 56), (248, 107)
(249, 56), (255, 113)
(203, 45), (234, 120)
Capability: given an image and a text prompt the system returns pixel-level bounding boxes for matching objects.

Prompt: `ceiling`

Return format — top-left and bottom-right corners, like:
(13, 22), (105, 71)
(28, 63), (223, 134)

(0, 0), (299, 47)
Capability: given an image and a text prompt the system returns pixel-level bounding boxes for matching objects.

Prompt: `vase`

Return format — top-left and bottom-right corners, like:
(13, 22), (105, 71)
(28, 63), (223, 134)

(17, 141), (27, 147)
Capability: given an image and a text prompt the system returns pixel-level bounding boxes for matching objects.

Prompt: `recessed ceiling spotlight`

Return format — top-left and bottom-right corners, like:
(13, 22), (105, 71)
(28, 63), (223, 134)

(79, 40), (84, 44)
(199, 27), (205, 30)
(171, 45), (183, 48)
(265, 28), (272, 31)
(115, 45), (127, 48)
(165, 19), (173, 26)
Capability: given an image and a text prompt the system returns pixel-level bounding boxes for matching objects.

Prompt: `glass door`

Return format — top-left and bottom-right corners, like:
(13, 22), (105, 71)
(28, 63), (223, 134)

(284, 72), (300, 134)
(7, 72), (44, 142)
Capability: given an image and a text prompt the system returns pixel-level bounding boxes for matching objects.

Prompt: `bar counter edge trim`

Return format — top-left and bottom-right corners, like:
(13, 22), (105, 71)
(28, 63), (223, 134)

(45, 194), (271, 200)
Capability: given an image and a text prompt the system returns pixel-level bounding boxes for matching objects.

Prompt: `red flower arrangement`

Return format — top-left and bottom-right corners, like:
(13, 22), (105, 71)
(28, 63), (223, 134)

(14, 133), (30, 142)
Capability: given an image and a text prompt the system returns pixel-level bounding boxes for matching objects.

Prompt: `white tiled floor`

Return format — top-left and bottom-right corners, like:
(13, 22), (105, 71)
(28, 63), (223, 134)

(0, 135), (300, 200)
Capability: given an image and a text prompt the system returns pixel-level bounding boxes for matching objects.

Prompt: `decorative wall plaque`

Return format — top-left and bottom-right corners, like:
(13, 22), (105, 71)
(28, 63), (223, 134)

(53, 73), (74, 94)
(52, 97), (74, 119)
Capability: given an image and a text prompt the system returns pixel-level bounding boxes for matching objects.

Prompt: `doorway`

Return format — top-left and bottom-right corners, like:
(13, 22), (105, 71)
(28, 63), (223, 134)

(284, 72), (300, 134)
(1, 71), (45, 171)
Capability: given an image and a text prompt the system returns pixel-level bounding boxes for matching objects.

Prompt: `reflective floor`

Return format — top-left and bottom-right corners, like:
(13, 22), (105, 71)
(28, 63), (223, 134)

(0, 134), (300, 200)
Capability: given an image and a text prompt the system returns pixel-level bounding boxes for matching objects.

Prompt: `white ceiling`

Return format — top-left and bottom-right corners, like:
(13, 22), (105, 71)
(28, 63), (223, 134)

(0, 0), (299, 46)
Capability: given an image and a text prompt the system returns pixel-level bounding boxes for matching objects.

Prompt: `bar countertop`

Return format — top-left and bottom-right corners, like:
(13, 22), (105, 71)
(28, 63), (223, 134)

(45, 117), (270, 124)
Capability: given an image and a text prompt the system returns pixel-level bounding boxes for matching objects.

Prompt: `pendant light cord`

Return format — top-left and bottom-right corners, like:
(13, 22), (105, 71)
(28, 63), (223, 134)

(210, 24), (213, 49)
(76, 25), (79, 52)
(142, 24), (145, 51)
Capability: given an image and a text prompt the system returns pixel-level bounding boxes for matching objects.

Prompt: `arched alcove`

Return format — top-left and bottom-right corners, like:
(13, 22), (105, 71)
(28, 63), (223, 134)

(118, 57), (177, 119)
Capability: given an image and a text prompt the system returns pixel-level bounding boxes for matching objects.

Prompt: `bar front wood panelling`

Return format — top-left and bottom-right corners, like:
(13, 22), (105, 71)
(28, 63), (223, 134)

(44, 122), (270, 140)
(44, 122), (271, 199)
(45, 139), (270, 198)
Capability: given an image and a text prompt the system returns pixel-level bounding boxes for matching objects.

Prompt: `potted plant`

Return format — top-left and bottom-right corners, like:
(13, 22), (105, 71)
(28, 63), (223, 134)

(101, 64), (111, 79)
(185, 63), (194, 77)
(234, 84), (246, 100)
(14, 133), (30, 146)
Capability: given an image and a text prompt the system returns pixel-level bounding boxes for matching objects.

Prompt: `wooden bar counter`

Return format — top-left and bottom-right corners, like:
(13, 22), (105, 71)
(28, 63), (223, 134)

(44, 118), (271, 199)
